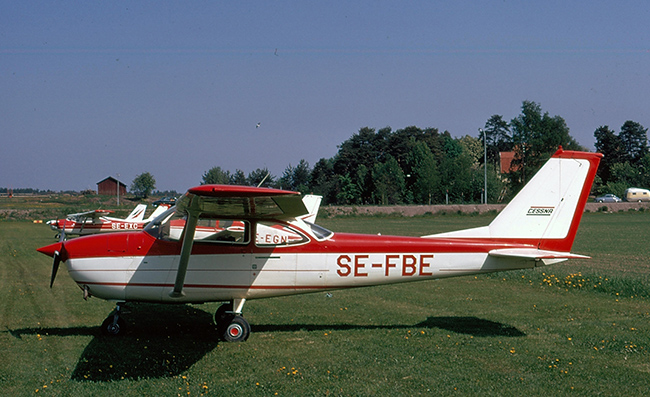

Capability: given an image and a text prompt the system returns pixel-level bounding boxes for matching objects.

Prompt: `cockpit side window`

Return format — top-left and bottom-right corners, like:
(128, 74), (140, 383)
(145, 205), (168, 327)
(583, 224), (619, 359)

(192, 218), (249, 244)
(256, 221), (308, 247)
(144, 207), (249, 244)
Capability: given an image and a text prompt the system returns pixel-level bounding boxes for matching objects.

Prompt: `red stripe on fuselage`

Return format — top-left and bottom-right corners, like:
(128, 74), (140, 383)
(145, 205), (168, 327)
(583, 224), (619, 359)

(60, 229), (539, 261)
(77, 280), (354, 290)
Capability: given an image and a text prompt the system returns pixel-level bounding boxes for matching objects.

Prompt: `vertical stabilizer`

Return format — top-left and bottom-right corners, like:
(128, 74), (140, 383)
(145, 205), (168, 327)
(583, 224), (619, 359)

(489, 149), (601, 251)
(424, 148), (602, 253)
(125, 204), (147, 221)
(300, 194), (323, 223)
(144, 204), (172, 222)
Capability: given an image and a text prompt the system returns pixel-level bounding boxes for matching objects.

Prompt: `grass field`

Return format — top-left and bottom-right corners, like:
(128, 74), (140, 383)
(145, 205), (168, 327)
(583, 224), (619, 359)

(0, 195), (153, 221)
(1, 212), (649, 395)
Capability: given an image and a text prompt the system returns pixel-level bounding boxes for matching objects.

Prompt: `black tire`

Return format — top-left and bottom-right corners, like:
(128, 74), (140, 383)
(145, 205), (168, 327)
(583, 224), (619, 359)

(222, 315), (251, 342)
(214, 302), (233, 325)
(101, 315), (126, 336)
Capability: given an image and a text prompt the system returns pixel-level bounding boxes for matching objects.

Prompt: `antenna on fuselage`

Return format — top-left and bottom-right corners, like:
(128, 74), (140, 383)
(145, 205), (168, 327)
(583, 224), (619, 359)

(256, 172), (270, 188)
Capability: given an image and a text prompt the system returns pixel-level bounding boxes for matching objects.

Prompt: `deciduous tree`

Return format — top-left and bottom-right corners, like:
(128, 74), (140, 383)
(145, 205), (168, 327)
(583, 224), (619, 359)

(130, 172), (156, 199)
(407, 141), (440, 204)
(372, 156), (405, 205)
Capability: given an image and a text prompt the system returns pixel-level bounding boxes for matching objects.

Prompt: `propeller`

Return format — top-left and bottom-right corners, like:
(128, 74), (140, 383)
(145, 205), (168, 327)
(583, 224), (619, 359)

(49, 228), (66, 288)
(50, 251), (61, 288)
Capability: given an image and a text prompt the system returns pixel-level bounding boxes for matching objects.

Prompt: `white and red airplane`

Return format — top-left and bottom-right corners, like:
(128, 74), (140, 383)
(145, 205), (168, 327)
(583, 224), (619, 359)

(47, 203), (172, 237)
(37, 148), (601, 342)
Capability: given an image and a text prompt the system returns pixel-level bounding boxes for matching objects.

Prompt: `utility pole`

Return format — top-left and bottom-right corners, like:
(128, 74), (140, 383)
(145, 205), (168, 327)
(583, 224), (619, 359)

(479, 128), (487, 204)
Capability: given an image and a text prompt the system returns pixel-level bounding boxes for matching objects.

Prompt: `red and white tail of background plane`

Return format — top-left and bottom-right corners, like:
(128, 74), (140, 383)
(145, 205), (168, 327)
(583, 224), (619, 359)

(37, 148), (601, 342)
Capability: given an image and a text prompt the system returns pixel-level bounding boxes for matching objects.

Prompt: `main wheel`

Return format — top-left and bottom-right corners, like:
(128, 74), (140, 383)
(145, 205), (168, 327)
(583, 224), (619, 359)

(101, 315), (126, 336)
(214, 302), (233, 326)
(222, 315), (251, 342)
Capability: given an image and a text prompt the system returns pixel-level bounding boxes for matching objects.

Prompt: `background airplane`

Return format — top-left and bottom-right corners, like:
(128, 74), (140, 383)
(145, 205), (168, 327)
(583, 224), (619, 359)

(47, 203), (171, 237)
(37, 148), (601, 342)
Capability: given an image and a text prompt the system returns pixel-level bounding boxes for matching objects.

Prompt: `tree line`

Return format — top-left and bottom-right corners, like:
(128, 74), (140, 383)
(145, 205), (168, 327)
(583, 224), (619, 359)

(594, 121), (650, 198)
(191, 100), (650, 205)
(6, 100), (645, 203)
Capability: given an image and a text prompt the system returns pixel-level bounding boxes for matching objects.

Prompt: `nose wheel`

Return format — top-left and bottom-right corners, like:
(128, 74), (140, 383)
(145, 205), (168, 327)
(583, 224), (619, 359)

(215, 301), (250, 342)
(101, 303), (126, 336)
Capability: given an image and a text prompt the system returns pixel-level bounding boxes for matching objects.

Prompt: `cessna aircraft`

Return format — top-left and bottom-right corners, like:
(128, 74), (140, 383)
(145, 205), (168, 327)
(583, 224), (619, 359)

(37, 148), (601, 342)
(47, 203), (172, 237)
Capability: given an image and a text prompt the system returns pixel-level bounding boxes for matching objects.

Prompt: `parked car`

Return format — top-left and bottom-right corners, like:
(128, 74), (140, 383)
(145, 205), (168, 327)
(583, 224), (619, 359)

(624, 188), (650, 202)
(153, 196), (177, 206)
(595, 194), (621, 203)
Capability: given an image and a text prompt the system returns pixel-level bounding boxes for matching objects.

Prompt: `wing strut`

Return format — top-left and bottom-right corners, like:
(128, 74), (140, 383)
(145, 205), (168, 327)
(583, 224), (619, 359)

(169, 203), (200, 298)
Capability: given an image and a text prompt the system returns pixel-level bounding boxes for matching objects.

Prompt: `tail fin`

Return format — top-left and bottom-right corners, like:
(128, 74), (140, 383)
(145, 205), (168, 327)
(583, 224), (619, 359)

(144, 203), (172, 222)
(300, 194), (323, 223)
(125, 204), (147, 221)
(426, 148), (602, 253)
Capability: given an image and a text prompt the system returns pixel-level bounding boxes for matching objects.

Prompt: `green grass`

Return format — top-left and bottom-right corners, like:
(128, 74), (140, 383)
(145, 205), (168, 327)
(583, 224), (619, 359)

(0, 195), (155, 221)
(1, 212), (649, 395)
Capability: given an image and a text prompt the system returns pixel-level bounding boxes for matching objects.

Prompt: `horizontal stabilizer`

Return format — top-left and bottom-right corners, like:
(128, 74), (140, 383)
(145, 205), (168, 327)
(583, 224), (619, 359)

(488, 248), (590, 260)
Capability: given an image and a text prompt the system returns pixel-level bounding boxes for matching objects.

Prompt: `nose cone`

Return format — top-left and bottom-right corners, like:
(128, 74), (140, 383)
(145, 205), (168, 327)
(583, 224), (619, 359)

(47, 219), (60, 230)
(37, 242), (63, 258)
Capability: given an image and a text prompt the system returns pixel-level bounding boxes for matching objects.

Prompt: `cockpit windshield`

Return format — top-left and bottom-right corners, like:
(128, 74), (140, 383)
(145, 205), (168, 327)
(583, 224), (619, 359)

(144, 205), (176, 239)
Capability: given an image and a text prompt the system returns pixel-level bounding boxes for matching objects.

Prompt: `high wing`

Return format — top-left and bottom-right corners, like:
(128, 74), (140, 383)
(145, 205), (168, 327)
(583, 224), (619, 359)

(67, 209), (113, 222)
(177, 185), (308, 220)
(170, 184), (308, 297)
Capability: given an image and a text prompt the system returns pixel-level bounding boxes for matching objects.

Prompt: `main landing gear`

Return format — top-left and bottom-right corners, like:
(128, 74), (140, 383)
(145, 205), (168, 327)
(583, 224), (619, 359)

(215, 299), (250, 342)
(98, 300), (251, 342)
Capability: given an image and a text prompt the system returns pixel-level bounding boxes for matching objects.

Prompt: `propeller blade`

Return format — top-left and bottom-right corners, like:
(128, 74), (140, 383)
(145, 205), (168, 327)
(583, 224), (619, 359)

(50, 251), (61, 288)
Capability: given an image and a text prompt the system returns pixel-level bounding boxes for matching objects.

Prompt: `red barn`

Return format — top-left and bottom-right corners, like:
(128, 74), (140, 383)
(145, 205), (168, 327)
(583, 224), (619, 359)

(499, 151), (523, 174)
(499, 151), (515, 174)
(97, 176), (127, 197)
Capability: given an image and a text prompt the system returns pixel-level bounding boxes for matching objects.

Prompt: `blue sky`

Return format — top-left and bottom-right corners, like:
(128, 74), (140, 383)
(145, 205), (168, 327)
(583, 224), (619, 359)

(2, 1), (649, 191)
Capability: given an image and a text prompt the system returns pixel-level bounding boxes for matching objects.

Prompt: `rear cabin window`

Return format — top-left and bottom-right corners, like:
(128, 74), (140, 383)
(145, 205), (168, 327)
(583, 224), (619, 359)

(256, 221), (308, 247)
(158, 211), (249, 244)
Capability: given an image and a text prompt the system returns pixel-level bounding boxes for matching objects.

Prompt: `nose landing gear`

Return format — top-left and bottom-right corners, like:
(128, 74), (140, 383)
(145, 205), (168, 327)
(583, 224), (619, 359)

(101, 302), (126, 336)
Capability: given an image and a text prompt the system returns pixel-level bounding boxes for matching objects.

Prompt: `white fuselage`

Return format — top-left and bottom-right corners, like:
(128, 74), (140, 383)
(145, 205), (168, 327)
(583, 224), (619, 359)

(65, 248), (531, 303)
